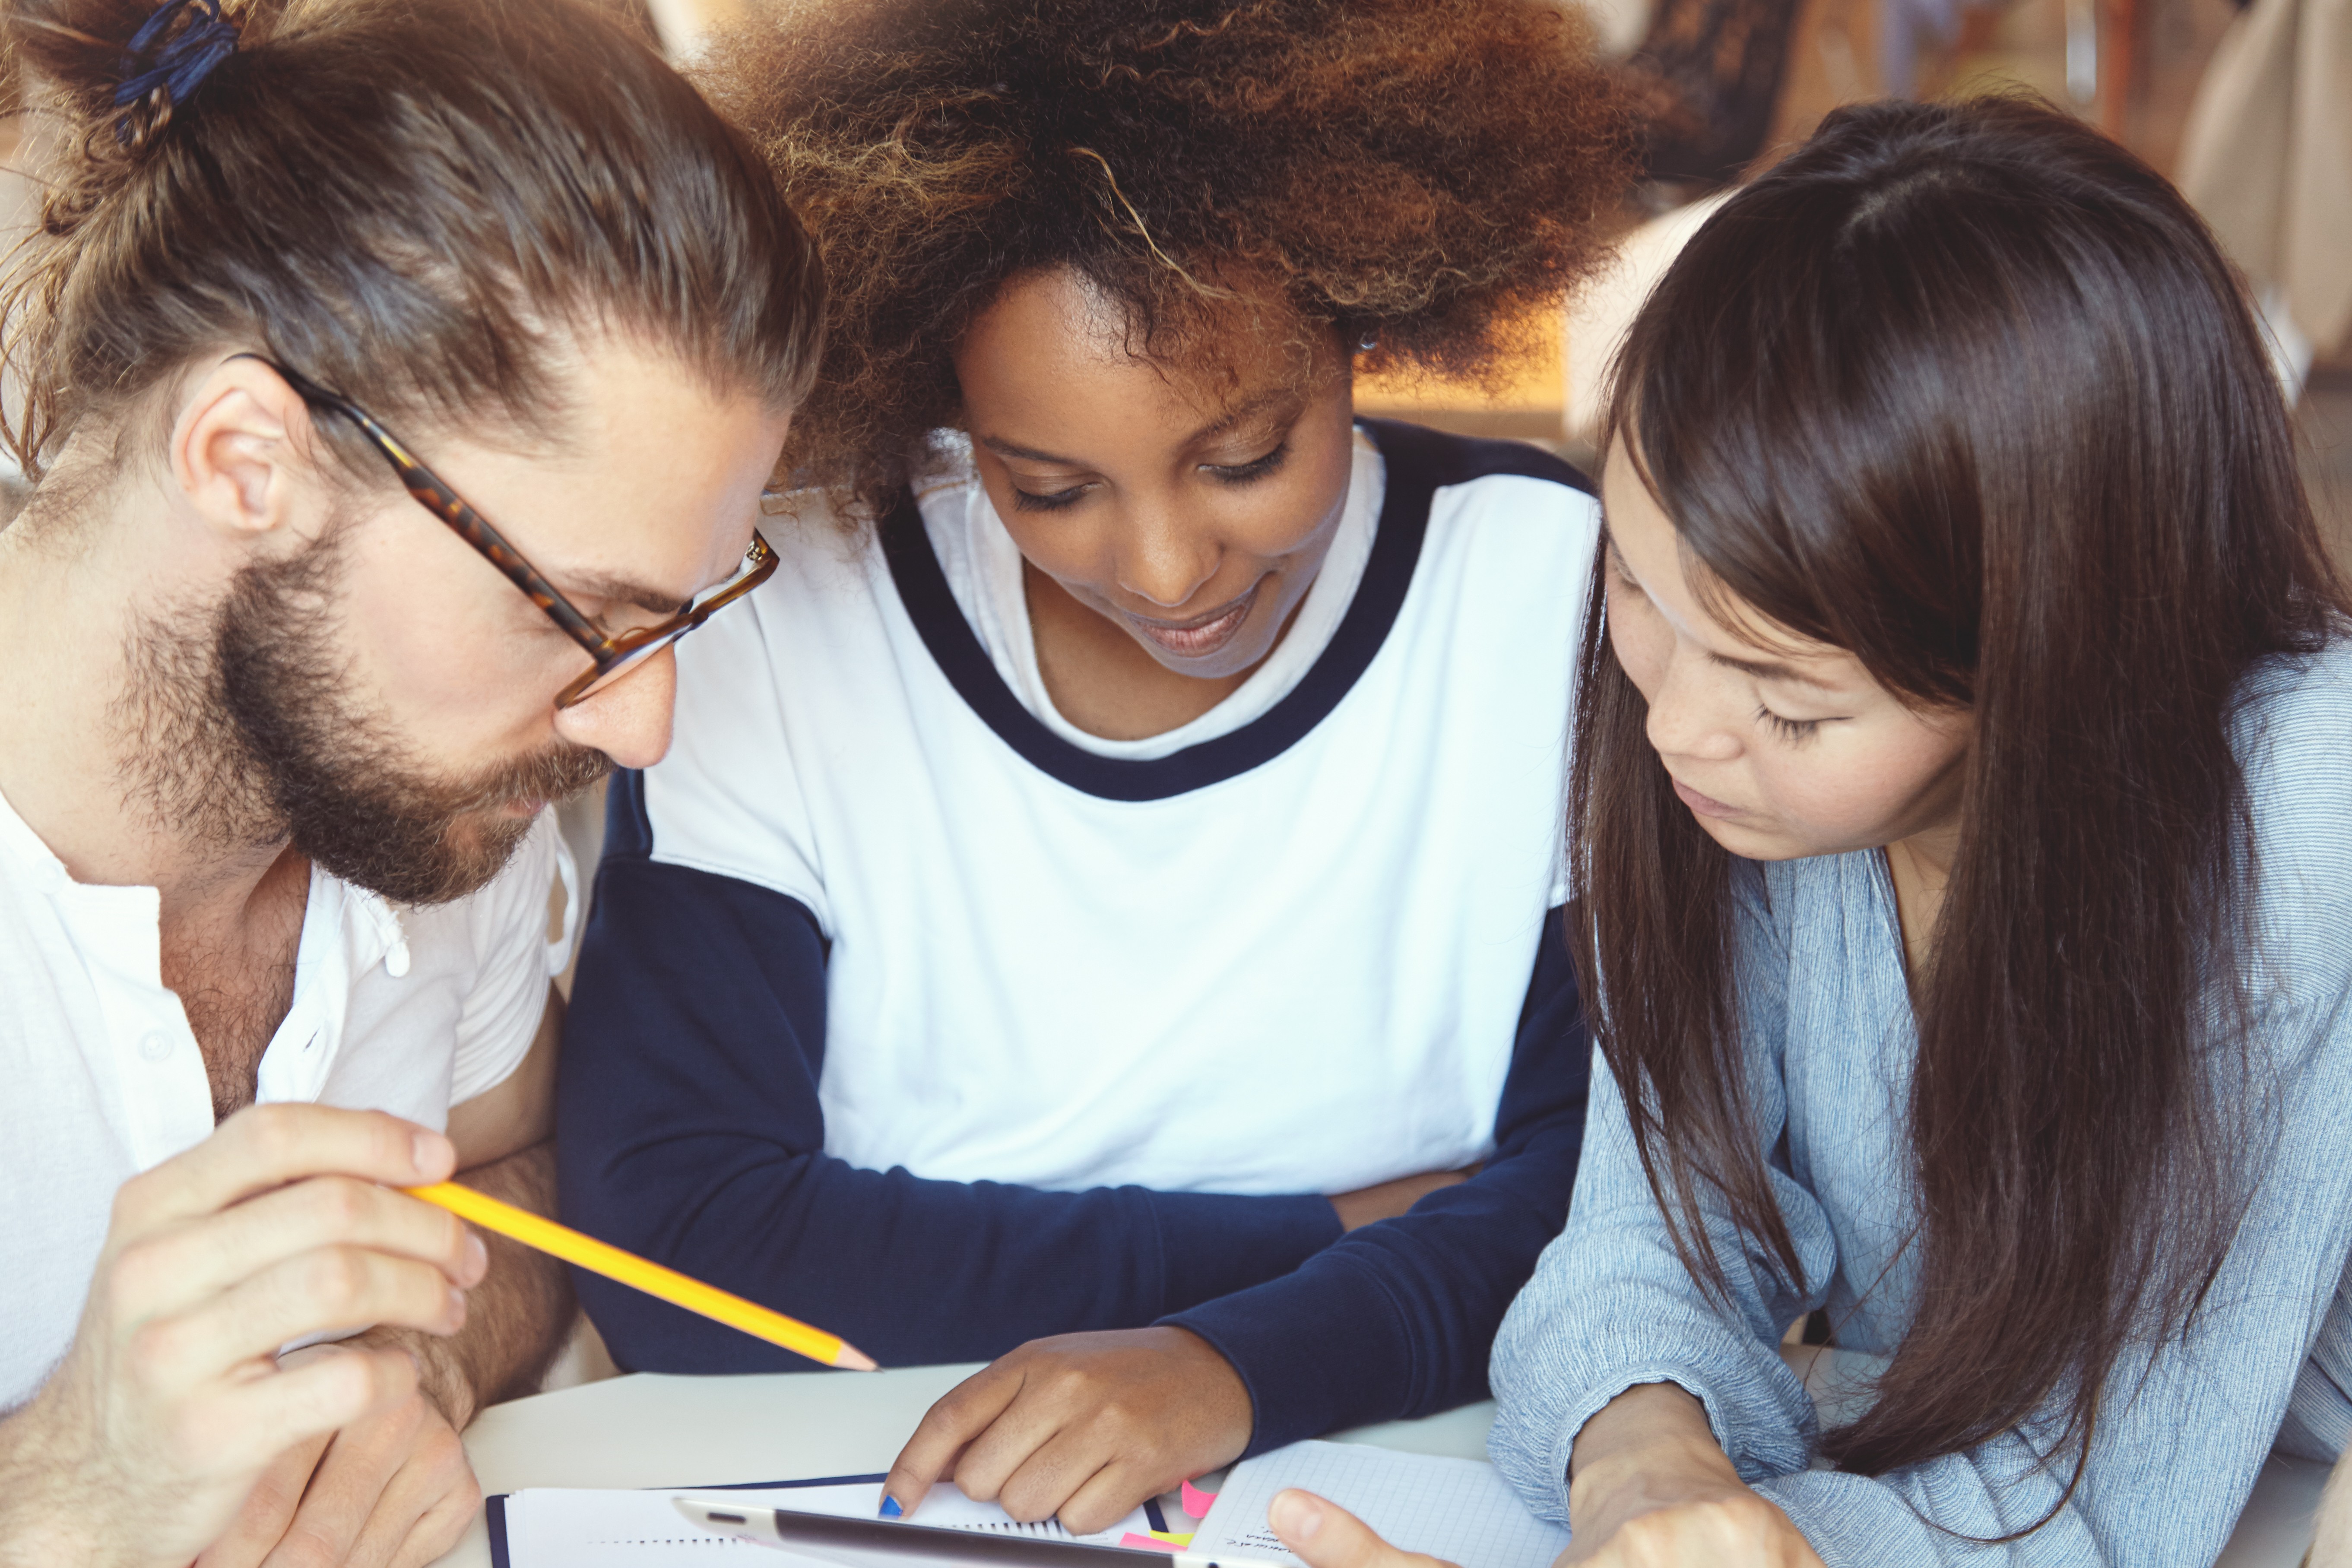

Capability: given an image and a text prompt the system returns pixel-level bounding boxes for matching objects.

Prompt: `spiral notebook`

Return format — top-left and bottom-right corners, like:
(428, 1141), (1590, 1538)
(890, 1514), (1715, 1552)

(490, 1440), (1571, 1568)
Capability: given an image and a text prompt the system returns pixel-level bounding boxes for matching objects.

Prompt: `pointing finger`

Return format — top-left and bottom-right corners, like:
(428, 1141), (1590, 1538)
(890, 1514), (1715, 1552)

(884, 1363), (1025, 1518)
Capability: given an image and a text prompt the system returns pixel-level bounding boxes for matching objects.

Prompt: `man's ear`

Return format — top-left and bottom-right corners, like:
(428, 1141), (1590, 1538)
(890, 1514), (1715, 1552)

(167, 357), (330, 546)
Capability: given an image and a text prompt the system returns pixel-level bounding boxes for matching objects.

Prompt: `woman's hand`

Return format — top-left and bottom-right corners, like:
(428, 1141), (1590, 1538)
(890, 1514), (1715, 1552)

(1563, 1383), (1823, 1568)
(1562, 1482), (1820, 1567)
(1268, 1489), (1456, 1568)
(882, 1327), (1252, 1534)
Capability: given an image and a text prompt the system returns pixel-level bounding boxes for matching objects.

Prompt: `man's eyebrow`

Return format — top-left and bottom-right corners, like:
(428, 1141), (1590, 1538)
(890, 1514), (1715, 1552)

(1706, 649), (1843, 692)
(559, 571), (691, 618)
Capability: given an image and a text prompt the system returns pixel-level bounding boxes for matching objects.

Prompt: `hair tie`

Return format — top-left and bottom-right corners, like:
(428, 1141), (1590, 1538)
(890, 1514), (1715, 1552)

(113, 0), (240, 133)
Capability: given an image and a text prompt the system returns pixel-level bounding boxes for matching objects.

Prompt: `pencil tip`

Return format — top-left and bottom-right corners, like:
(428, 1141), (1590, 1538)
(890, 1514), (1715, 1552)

(837, 1344), (881, 1372)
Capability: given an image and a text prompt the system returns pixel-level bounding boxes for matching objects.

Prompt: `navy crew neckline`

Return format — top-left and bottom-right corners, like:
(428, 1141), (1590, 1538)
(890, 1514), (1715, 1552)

(880, 417), (1591, 802)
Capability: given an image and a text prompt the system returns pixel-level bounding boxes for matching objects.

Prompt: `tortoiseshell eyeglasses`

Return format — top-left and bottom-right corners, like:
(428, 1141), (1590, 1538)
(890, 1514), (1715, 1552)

(257, 358), (780, 709)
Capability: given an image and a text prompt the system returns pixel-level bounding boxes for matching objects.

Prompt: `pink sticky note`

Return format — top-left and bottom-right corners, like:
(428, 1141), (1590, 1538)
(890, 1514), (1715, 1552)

(1181, 1479), (1217, 1518)
(1121, 1534), (1186, 1555)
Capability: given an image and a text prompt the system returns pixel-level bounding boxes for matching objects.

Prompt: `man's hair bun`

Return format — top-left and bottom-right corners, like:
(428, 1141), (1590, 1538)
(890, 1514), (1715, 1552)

(0, 0), (826, 483)
(9, 0), (268, 155)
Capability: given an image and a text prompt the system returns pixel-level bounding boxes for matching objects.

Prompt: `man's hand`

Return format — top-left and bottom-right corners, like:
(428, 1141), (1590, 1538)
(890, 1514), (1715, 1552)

(192, 1337), (477, 1568)
(192, 1141), (569, 1568)
(1560, 1382), (1824, 1568)
(0, 1104), (486, 1568)
(883, 1327), (1253, 1534)
(1329, 1169), (1471, 1231)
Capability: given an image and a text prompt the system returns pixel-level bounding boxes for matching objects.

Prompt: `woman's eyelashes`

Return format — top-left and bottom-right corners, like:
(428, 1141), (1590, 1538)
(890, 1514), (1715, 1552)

(1602, 539), (1644, 595)
(1205, 439), (1290, 485)
(1008, 479), (1090, 513)
(1756, 705), (1824, 743)
(1005, 439), (1291, 510)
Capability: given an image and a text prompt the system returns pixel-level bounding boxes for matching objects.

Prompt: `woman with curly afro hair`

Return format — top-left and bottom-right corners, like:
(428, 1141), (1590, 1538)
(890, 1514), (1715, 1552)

(557, 0), (1639, 1531)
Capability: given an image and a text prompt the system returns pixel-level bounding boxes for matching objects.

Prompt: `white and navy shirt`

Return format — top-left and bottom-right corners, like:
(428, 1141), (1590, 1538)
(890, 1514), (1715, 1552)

(557, 421), (1599, 1451)
(0, 799), (568, 1410)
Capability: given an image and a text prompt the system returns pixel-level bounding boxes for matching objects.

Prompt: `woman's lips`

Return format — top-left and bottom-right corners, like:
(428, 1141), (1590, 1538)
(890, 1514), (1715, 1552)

(1124, 581), (1260, 659)
(1671, 777), (1745, 819)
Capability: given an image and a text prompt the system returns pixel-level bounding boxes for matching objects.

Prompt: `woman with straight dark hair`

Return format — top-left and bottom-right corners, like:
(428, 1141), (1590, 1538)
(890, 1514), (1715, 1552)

(1480, 92), (2352, 1564)
(1246, 95), (2352, 1568)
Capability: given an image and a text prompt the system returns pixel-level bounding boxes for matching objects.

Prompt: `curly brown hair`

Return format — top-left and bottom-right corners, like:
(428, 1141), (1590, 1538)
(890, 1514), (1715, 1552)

(704, 0), (1639, 517)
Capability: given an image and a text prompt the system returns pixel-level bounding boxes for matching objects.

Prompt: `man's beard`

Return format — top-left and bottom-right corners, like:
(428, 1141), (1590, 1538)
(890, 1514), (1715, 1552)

(116, 526), (611, 906)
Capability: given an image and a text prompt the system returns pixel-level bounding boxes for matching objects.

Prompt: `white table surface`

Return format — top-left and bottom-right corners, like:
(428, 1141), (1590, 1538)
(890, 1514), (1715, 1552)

(432, 1356), (2329, 1567)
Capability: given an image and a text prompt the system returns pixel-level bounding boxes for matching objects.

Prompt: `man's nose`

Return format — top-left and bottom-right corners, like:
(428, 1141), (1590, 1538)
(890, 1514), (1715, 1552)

(552, 646), (677, 770)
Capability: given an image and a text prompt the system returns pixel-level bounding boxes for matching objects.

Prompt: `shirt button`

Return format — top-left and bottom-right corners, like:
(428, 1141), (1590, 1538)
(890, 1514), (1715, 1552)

(138, 1032), (173, 1062)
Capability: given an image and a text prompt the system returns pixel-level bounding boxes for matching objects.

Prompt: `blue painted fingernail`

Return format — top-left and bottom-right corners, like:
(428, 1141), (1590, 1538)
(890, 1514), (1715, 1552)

(880, 1496), (904, 1519)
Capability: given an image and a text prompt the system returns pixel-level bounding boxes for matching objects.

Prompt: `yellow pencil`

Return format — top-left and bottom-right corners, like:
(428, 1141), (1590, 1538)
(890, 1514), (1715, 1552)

(405, 1181), (878, 1372)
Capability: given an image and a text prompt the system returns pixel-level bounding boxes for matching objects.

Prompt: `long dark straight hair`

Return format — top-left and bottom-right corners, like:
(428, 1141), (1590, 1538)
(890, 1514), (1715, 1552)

(1572, 95), (2348, 1495)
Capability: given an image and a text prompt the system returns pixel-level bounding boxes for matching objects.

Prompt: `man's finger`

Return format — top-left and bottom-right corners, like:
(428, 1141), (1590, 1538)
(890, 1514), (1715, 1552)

(199, 1344), (425, 1477)
(385, 1460), (481, 1568)
(191, 1432), (331, 1568)
(883, 1365), (1026, 1516)
(257, 1397), (416, 1568)
(343, 1414), (477, 1568)
(1268, 1491), (1458, 1568)
(116, 1178), (485, 1324)
(138, 1245), (466, 1387)
(116, 1104), (455, 1235)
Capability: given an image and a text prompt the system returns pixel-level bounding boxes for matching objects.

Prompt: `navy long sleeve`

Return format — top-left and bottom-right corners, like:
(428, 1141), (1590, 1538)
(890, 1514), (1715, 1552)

(1164, 905), (1589, 1455)
(557, 778), (1343, 1374)
(558, 776), (1588, 1430)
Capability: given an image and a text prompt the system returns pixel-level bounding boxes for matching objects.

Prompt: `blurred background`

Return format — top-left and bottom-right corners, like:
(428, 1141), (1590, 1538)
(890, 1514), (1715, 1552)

(1325, 0), (2352, 567)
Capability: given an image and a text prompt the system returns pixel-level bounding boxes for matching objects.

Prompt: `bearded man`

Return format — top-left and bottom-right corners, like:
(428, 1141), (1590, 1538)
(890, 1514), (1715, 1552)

(0, 0), (821, 1564)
